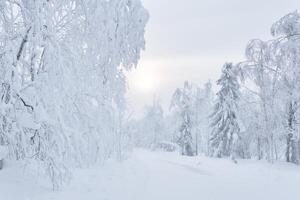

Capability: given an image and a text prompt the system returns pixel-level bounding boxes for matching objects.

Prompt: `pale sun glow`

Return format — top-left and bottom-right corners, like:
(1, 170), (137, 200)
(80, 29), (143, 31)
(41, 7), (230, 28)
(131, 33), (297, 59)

(131, 71), (158, 92)
(127, 63), (160, 93)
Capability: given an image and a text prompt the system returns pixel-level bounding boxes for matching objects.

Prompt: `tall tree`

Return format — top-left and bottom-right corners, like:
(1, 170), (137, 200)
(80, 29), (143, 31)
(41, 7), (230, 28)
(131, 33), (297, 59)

(241, 38), (279, 161)
(191, 81), (214, 156)
(240, 11), (300, 164)
(170, 81), (194, 156)
(209, 63), (241, 159)
(270, 11), (300, 164)
(0, 0), (149, 188)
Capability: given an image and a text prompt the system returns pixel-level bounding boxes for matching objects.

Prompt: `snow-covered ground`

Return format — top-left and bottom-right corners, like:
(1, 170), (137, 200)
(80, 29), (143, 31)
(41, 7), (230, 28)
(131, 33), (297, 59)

(1, 149), (300, 200)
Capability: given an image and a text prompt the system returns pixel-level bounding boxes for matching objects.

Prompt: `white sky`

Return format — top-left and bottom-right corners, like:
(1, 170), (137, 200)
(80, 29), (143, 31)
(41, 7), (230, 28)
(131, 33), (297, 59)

(126, 0), (300, 117)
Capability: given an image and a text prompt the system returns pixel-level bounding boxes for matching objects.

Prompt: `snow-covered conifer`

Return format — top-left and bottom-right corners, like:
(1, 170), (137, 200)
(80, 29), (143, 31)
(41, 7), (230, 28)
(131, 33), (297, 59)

(171, 81), (194, 156)
(209, 63), (241, 158)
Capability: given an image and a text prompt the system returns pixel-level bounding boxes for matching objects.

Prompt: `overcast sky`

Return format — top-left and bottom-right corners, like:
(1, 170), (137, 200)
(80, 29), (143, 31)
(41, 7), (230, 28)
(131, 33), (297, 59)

(126, 0), (300, 117)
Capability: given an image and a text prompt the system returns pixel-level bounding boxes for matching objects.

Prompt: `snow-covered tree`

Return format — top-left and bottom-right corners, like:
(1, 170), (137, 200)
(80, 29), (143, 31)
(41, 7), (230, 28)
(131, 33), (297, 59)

(240, 11), (300, 164)
(170, 81), (194, 156)
(192, 81), (214, 155)
(0, 0), (148, 189)
(240, 38), (280, 161)
(209, 63), (241, 158)
(270, 11), (300, 164)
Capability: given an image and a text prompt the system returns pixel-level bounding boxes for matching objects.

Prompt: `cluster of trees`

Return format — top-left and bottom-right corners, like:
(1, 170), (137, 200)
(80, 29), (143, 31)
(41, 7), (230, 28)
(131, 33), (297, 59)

(132, 81), (214, 156)
(133, 11), (300, 165)
(2, 2), (298, 190)
(131, 98), (164, 148)
(237, 11), (300, 164)
(0, 0), (148, 189)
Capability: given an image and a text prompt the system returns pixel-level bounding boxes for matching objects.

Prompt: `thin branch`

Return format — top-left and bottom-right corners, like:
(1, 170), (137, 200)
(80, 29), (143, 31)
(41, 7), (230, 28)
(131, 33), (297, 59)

(16, 94), (34, 111)
(16, 27), (31, 62)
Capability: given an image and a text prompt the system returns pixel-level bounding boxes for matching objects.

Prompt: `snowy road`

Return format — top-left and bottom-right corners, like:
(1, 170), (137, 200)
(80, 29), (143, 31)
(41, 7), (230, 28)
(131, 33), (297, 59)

(1, 149), (300, 200)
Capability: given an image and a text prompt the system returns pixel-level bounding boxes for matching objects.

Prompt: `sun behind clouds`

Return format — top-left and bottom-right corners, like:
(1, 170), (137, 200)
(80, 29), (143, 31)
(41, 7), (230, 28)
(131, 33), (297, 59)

(128, 63), (160, 93)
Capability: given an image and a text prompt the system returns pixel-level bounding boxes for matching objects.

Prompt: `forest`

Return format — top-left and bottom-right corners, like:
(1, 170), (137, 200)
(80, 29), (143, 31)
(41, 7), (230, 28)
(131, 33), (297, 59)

(0, 1), (299, 200)
(134, 11), (300, 164)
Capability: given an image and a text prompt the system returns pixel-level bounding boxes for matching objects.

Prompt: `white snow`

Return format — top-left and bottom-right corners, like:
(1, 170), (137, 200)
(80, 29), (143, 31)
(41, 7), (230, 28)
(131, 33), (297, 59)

(1, 149), (299, 200)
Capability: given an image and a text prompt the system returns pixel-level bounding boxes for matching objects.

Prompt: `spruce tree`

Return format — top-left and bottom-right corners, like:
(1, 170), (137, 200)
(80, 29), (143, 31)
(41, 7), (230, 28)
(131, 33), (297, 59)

(209, 63), (241, 158)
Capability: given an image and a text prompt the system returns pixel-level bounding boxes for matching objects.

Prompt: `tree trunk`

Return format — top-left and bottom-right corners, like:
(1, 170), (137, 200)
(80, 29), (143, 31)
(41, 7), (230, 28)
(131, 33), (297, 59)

(257, 137), (262, 160)
(286, 102), (296, 163)
(291, 140), (297, 164)
(286, 134), (293, 163)
(184, 143), (194, 156)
